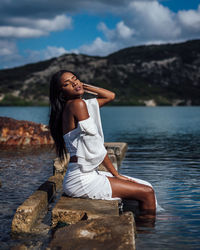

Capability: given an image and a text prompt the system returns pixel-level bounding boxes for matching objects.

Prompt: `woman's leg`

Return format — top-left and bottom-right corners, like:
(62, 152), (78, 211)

(107, 176), (156, 213)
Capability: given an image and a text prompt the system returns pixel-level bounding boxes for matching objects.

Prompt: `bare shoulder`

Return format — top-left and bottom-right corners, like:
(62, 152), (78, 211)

(68, 99), (89, 121)
(69, 99), (87, 110)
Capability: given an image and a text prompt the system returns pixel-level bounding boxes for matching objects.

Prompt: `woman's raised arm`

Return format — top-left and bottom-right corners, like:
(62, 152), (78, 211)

(83, 83), (115, 107)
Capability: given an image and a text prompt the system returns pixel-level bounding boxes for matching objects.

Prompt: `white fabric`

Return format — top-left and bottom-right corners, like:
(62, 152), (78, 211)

(63, 98), (107, 172)
(63, 163), (118, 200)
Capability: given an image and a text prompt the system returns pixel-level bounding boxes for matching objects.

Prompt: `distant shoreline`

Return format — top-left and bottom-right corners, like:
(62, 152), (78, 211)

(0, 39), (200, 107)
(0, 103), (198, 107)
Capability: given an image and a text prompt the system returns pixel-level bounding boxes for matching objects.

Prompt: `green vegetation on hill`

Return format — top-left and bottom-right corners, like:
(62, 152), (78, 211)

(0, 39), (200, 106)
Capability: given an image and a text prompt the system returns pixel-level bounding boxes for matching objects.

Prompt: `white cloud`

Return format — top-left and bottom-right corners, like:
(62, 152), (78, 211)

(116, 21), (135, 39)
(25, 46), (69, 63)
(38, 15), (72, 31)
(0, 26), (45, 38)
(10, 15), (72, 32)
(177, 4), (200, 31)
(43, 46), (68, 59)
(0, 39), (23, 68)
(79, 37), (118, 56)
(0, 15), (72, 38)
(86, 1), (200, 57)
(0, 40), (18, 56)
(0, 43), (69, 68)
(98, 21), (134, 41)
(98, 22), (113, 40)
(127, 1), (181, 41)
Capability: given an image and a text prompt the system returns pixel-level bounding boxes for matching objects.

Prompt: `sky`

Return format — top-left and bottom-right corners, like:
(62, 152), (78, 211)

(0, 0), (200, 69)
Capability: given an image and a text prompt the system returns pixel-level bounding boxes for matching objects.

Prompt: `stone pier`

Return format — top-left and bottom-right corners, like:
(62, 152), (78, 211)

(11, 174), (63, 233)
(11, 142), (136, 249)
(51, 196), (120, 227)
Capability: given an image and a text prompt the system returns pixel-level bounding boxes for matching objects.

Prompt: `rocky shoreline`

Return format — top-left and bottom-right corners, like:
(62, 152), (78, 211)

(0, 116), (54, 145)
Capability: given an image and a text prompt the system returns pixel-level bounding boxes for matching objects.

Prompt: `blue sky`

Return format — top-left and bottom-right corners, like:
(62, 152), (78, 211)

(0, 0), (200, 69)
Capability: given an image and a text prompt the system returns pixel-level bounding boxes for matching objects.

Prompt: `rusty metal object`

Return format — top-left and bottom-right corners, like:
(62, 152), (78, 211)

(0, 116), (54, 145)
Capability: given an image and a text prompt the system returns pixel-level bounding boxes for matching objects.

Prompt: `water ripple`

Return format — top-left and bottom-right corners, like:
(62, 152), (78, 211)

(0, 145), (55, 248)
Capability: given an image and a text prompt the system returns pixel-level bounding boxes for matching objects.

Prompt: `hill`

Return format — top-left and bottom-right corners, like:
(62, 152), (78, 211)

(0, 39), (200, 106)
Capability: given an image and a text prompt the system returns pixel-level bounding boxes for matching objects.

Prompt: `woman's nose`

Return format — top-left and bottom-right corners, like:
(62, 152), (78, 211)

(72, 81), (78, 87)
(73, 79), (79, 86)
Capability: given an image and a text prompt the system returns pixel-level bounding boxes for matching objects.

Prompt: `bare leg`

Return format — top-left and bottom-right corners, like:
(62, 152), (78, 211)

(107, 176), (156, 214)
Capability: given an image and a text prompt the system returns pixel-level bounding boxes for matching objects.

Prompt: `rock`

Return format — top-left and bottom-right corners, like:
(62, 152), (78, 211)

(144, 99), (157, 107)
(0, 116), (54, 145)
(172, 99), (185, 106)
(52, 196), (120, 227)
(47, 174), (64, 192)
(11, 190), (48, 233)
(11, 244), (28, 250)
(11, 173), (65, 233)
(49, 212), (135, 250)
(53, 154), (69, 176)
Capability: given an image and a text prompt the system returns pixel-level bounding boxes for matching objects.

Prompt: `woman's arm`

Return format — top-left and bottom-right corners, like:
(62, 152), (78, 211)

(102, 154), (138, 183)
(102, 154), (119, 177)
(83, 83), (115, 107)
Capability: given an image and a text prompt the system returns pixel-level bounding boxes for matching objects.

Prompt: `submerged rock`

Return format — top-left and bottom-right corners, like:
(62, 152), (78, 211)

(0, 116), (54, 145)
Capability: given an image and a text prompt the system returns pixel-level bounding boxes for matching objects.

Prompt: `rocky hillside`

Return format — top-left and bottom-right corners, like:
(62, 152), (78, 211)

(0, 39), (200, 106)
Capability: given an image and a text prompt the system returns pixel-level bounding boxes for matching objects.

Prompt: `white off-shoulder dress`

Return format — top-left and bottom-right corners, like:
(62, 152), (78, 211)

(63, 98), (159, 208)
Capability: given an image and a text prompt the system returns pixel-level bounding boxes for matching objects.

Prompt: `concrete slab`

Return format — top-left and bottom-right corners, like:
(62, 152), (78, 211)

(11, 190), (48, 233)
(104, 142), (128, 166)
(52, 196), (119, 227)
(47, 174), (63, 192)
(49, 212), (135, 250)
(98, 152), (118, 172)
(11, 174), (63, 233)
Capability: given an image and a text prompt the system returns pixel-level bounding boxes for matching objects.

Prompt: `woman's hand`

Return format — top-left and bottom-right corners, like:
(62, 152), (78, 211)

(83, 83), (100, 90)
(82, 83), (115, 107)
(115, 174), (137, 183)
(82, 83), (99, 96)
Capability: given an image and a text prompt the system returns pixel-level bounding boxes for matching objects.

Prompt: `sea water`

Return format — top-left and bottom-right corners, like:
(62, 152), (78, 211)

(0, 106), (200, 249)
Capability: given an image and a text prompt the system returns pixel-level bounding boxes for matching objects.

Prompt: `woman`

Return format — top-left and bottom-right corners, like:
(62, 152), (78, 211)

(49, 70), (157, 216)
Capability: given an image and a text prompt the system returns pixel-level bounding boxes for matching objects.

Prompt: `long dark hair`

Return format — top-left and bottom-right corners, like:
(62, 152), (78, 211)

(49, 70), (74, 160)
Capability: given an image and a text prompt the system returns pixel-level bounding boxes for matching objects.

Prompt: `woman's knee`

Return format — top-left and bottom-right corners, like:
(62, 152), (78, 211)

(142, 185), (155, 201)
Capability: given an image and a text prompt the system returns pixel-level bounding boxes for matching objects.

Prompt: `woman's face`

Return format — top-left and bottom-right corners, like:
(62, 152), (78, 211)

(60, 72), (84, 99)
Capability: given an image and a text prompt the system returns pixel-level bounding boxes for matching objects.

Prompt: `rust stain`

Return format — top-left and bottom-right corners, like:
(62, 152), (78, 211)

(0, 116), (54, 145)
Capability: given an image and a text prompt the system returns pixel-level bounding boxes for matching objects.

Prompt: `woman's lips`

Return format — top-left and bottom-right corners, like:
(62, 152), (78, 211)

(75, 86), (82, 91)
